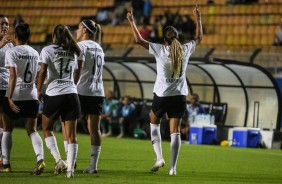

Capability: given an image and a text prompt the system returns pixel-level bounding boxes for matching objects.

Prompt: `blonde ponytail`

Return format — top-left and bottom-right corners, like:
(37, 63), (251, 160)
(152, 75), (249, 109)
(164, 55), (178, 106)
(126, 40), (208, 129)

(170, 38), (184, 76)
(95, 23), (102, 44)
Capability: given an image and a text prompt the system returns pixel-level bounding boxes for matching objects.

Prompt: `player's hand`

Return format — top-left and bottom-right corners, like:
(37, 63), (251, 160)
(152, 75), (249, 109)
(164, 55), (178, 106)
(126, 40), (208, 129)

(37, 92), (44, 103)
(193, 5), (201, 19)
(127, 9), (134, 23)
(8, 98), (20, 113)
(0, 35), (11, 48)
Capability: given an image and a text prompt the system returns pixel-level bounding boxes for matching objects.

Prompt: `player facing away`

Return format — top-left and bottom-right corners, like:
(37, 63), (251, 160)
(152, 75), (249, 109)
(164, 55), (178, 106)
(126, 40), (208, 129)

(127, 6), (202, 175)
(1, 23), (45, 174)
(37, 24), (81, 178)
(75, 19), (104, 174)
(0, 15), (13, 167)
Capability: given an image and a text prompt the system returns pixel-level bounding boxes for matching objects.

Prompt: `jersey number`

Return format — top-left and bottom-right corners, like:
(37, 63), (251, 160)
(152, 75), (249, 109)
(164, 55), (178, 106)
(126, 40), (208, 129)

(24, 62), (32, 83)
(59, 58), (72, 79)
(92, 54), (102, 78)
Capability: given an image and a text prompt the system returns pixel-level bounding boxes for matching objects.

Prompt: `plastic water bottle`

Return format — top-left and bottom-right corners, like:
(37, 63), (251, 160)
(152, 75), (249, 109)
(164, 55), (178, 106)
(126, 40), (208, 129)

(258, 120), (263, 130)
(228, 139), (233, 146)
(210, 115), (215, 125)
(269, 120), (274, 132)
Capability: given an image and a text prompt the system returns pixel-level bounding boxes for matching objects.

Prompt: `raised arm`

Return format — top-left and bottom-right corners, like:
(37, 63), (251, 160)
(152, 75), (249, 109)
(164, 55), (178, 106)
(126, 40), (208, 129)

(127, 9), (149, 50)
(193, 6), (203, 44)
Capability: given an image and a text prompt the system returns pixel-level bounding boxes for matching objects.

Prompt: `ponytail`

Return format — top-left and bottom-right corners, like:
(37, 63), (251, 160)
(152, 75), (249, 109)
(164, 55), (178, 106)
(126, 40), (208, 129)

(170, 38), (184, 76)
(53, 24), (81, 56)
(95, 23), (101, 44)
(164, 26), (184, 77)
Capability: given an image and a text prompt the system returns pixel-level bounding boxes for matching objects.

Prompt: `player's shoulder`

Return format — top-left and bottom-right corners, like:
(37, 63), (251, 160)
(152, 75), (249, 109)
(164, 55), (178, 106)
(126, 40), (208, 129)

(182, 40), (196, 46)
(42, 44), (59, 52)
(26, 45), (39, 54)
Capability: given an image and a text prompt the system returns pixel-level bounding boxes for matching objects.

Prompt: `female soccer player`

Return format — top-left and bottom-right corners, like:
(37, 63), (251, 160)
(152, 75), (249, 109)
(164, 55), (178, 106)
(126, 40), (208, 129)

(75, 19), (104, 174)
(37, 24), (81, 178)
(0, 15), (13, 166)
(1, 23), (45, 175)
(127, 6), (202, 175)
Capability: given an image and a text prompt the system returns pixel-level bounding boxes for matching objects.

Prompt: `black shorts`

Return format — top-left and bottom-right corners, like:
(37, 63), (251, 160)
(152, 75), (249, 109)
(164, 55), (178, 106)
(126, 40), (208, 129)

(79, 95), (104, 116)
(43, 93), (81, 121)
(152, 93), (186, 119)
(2, 97), (39, 119)
(0, 90), (6, 108)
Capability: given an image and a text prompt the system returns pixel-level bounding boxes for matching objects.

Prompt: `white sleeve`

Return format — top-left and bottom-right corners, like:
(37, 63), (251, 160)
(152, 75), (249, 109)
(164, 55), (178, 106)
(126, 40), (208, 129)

(39, 47), (50, 65)
(77, 43), (85, 61)
(36, 52), (41, 72)
(73, 54), (78, 70)
(5, 50), (16, 68)
(183, 40), (196, 56)
(149, 42), (162, 57)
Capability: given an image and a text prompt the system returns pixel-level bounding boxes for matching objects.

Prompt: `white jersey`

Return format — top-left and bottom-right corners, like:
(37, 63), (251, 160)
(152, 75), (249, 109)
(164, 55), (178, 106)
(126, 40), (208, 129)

(0, 42), (13, 90)
(5, 45), (40, 100)
(149, 40), (196, 97)
(76, 40), (105, 97)
(40, 45), (78, 96)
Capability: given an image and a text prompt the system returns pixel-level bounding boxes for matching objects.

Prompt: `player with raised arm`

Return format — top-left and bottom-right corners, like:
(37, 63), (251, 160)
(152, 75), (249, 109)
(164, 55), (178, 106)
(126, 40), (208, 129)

(127, 5), (202, 175)
(0, 15), (13, 168)
(1, 23), (45, 175)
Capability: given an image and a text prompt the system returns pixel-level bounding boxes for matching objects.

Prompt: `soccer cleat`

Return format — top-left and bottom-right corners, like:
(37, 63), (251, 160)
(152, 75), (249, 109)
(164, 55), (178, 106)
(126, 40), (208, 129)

(65, 171), (74, 178)
(1, 164), (12, 173)
(103, 132), (112, 137)
(150, 159), (165, 172)
(83, 166), (98, 174)
(116, 133), (124, 138)
(54, 159), (67, 175)
(168, 169), (176, 176)
(31, 159), (45, 175)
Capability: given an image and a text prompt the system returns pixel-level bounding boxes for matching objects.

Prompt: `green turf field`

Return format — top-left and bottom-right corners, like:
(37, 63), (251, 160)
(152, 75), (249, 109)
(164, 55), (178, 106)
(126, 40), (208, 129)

(1, 128), (282, 184)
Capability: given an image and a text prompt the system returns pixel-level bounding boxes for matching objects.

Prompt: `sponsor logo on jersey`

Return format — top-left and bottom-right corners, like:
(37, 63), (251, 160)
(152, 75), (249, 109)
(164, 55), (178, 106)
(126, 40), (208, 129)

(165, 78), (182, 83)
(88, 77), (102, 83)
(87, 47), (103, 53)
(18, 55), (38, 60)
(54, 51), (73, 57)
(57, 80), (73, 85)
(20, 83), (33, 89)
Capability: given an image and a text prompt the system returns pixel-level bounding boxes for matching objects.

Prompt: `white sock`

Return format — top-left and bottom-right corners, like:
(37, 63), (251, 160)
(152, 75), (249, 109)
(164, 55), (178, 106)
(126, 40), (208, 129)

(63, 141), (68, 157)
(150, 123), (163, 161)
(90, 145), (101, 170)
(67, 143), (78, 172)
(45, 136), (62, 163)
(2, 132), (12, 165)
(170, 133), (181, 171)
(30, 132), (44, 162)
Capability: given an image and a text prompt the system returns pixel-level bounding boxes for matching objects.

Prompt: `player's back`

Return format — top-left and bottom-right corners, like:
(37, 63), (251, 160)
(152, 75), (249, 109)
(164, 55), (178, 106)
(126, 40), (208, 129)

(5, 45), (39, 100)
(77, 40), (104, 96)
(40, 44), (77, 96)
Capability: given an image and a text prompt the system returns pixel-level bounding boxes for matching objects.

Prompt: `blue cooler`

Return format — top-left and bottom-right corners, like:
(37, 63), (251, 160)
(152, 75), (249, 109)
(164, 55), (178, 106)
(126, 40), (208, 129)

(232, 127), (261, 148)
(232, 128), (248, 147)
(247, 128), (261, 148)
(202, 125), (217, 144)
(189, 125), (203, 144)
